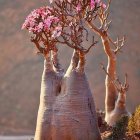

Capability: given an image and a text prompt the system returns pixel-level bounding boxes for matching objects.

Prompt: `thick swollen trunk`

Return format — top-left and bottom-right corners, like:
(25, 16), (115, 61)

(34, 52), (63, 140)
(102, 36), (130, 126)
(34, 50), (101, 140)
(51, 51), (101, 140)
(51, 72), (101, 140)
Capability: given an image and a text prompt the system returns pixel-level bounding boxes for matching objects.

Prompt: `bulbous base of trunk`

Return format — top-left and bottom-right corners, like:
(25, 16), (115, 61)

(105, 109), (131, 126)
(51, 71), (101, 140)
(34, 71), (61, 140)
(34, 70), (101, 140)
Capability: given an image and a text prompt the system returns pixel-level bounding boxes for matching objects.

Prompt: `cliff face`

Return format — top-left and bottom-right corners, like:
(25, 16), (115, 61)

(0, 0), (140, 135)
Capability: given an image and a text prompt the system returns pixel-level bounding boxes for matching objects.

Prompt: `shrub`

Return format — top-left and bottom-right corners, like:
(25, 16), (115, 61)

(106, 115), (129, 140)
(128, 105), (140, 134)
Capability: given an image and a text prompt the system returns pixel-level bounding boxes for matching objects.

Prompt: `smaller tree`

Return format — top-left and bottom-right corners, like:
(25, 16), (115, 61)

(85, 0), (131, 126)
(128, 105), (140, 134)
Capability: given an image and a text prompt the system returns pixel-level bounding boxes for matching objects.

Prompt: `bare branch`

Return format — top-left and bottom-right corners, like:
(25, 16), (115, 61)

(105, 0), (112, 13)
(100, 63), (120, 91)
(124, 73), (129, 91)
(113, 36), (126, 54)
(31, 35), (44, 54)
(100, 63), (129, 93)
(86, 21), (102, 36)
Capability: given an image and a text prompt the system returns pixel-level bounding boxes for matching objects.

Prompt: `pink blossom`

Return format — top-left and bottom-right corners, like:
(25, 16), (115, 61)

(31, 10), (40, 18)
(22, 6), (62, 39)
(54, 17), (60, 22)
(21, 18), (29, 29)
(52, 26), (62, 38)
(90, 0), (95, 10)
(100, 2), (106, 9)
(34, 22), (44, 33)
(76, 3), (81, 12)
(34, 26), (41, 33)
(44, 18), (52, 30)
(28, 27), (34, 33)
(47, 16), (54, 21)
(38, 22), (44, 29)
(29, 20), (36, 27)
(21, 22), (27, 29)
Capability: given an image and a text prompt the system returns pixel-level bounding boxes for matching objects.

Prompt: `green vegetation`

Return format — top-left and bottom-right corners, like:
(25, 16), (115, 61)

(128, 105), (140, 134)
(106, 115), (129, 140)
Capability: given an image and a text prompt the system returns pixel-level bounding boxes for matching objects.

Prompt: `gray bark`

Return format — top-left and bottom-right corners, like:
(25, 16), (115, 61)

(102, 37), (130, 126)
(34, 50), (101, 140)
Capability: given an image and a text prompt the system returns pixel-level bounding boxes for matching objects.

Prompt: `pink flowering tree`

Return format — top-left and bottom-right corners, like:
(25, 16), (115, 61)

(22, 0), (130, 139)
(22, 6), (63, 54)
(21, 2), (99, 54)
(22, 1), (102, 140)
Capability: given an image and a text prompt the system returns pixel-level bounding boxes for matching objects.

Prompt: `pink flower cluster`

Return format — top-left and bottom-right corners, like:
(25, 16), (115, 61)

(88, 0), (106, 11)
(22, 6), (62, 38)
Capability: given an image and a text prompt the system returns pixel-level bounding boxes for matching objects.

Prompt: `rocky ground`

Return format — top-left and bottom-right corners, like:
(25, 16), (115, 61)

(97, 111), (140, 140)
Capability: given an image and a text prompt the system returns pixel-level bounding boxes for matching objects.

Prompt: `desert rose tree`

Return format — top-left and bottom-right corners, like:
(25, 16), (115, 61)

(49, 0), (131, 126)
(22, 1), (103, 139)
(85, 0), (131, 126)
